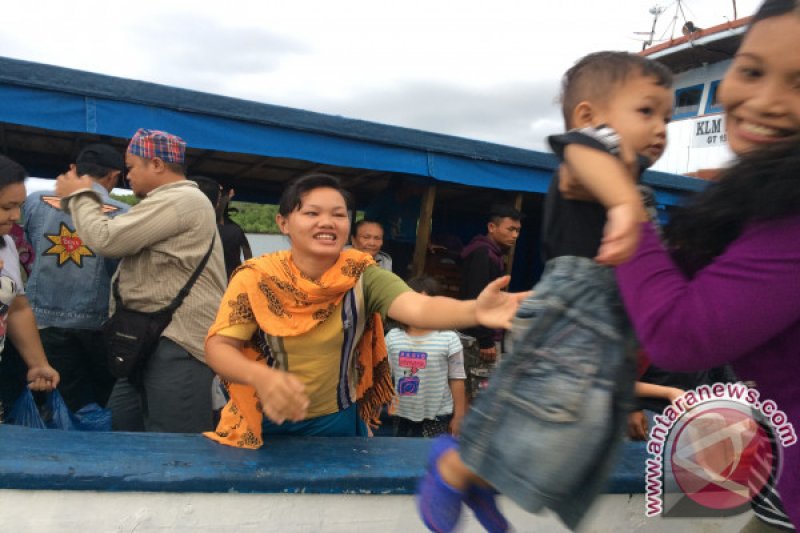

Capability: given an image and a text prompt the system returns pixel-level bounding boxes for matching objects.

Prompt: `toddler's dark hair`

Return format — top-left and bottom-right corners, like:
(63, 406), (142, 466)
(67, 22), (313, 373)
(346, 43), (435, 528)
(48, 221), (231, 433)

(407, 275), (441, 297)
(560, 51), (673, 128)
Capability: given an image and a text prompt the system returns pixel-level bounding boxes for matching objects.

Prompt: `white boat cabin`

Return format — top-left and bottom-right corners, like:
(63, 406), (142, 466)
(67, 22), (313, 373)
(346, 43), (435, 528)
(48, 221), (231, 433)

(642, 17), (751, 178)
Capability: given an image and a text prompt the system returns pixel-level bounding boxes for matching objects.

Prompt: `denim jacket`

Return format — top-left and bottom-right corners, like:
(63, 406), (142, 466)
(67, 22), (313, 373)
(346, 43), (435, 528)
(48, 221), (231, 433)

(23, 183), (129, 330)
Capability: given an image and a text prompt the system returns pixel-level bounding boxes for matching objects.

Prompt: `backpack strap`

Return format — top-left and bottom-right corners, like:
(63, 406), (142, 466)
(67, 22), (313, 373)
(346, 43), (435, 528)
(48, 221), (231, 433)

(112, 234), (216, 314)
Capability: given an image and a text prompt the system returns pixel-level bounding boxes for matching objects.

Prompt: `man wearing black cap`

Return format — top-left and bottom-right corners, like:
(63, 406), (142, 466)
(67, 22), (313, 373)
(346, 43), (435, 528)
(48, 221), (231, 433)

(23, 143), (129, 412)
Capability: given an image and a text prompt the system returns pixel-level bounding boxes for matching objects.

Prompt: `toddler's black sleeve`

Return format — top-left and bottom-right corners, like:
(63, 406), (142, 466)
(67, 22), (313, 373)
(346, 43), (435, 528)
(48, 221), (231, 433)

(547, 125), (652, 178)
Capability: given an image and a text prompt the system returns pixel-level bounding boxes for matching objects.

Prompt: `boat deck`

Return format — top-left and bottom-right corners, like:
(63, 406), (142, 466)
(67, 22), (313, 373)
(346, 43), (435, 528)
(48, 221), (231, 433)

(0, 424), (646, 494)
(0, 424), (752, 532)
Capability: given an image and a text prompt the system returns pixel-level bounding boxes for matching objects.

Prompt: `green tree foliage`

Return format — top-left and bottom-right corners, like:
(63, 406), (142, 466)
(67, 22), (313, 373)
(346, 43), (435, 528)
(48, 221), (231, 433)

(109, 196), (281, 233)
(227, 202), (363, 234)
(228, 202), (280, 234)
(111, 194), (138, 206)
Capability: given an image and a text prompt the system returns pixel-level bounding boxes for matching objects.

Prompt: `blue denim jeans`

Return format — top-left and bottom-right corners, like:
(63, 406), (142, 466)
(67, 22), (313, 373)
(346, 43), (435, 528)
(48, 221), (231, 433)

(459, 256), (637, 530)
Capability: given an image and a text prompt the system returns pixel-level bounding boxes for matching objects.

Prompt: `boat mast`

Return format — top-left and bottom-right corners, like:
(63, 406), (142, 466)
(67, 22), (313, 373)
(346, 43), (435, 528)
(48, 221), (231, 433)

(643, 4), (666, 50)
(732, 0), (738, 19)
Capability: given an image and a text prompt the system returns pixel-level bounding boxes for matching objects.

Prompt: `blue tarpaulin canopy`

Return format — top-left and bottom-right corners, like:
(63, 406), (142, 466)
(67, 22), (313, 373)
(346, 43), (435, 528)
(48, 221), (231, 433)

(0, 56), (705, 205)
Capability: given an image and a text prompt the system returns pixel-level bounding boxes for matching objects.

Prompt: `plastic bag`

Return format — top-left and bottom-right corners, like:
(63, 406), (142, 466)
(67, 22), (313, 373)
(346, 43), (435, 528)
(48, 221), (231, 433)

(5, 388), (47, 429)
(5, 389), (111, 431)
(41, 389), (78, 430)
(73, 402), (112, 432)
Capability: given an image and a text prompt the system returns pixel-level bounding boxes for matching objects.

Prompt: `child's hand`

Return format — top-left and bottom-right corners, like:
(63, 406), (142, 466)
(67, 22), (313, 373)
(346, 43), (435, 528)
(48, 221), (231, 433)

(628, 410), (649, 441)
(558, 171), (595, 201)
(595, 203), (643, 266)
(449, 413), (463, 436)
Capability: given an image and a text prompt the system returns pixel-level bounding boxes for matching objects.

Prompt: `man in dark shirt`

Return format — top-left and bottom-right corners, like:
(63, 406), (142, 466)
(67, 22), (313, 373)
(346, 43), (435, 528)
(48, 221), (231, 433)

(217, 189), (252, 279)
(190, 179), (252, 281)
(460, 205), (521, 359)
(459, 205), (521, 394)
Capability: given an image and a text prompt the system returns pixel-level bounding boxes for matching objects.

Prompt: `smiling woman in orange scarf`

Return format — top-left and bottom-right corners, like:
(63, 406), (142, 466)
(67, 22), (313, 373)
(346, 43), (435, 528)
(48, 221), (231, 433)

(204, 174), (528, 448)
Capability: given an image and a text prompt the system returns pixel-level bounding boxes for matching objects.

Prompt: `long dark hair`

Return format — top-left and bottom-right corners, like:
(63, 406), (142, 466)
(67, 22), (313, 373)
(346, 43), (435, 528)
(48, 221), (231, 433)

(665, 141), (800, 275)
(664, 0), (800, 275)
(559, 51), (673, 128)
(750, 0), (799, 24)
(0, 155), (26, 190)
(0, 155), (27, 250)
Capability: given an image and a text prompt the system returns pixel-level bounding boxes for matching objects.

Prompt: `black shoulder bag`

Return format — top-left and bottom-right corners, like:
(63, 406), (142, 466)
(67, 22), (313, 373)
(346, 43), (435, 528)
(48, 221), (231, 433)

(103, 235), (216, 381)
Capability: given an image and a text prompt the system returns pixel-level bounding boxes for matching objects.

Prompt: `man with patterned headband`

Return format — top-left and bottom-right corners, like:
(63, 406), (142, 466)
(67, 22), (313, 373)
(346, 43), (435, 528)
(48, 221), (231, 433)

(23, 144), (129, 412)
(56, 128), (226, 433)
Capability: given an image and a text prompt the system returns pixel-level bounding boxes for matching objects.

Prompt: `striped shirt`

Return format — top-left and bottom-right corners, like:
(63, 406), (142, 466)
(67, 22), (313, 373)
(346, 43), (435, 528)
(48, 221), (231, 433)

(386, 328), (465, 422)
(751, 426), (795, 531)
(62, 180), (226, 361)
(752, 486), (795, 531)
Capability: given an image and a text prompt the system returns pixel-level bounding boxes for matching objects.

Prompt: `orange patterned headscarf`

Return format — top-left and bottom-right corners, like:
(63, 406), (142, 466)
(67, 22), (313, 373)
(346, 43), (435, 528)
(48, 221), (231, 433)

(204, 248), (394, 449)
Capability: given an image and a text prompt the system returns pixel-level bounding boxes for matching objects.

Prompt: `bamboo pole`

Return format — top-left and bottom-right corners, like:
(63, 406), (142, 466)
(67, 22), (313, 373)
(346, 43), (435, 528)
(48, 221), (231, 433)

(410, 184), (437, 278)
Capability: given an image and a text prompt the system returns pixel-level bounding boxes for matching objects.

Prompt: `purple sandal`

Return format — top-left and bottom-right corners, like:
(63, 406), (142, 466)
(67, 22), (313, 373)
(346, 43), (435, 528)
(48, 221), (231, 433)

(416, 435), (464, 532)
(465, 485), (510, 532)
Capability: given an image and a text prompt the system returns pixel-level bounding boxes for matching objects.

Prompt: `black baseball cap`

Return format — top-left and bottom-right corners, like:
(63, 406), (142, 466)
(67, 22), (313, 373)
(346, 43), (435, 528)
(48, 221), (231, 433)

(76, 144), (124, 171)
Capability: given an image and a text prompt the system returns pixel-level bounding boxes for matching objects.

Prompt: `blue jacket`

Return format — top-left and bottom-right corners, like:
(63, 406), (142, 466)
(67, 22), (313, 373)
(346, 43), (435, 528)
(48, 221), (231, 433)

(23, 183), (129, 330)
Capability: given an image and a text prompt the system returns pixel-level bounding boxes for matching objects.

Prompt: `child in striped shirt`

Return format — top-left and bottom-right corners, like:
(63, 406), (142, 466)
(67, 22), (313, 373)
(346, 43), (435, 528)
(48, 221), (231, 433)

(387, 276), (467, 437)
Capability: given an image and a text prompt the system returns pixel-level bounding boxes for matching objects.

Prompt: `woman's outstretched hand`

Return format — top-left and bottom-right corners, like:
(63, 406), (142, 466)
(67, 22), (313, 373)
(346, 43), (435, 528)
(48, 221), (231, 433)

(475, 276), (531, 330)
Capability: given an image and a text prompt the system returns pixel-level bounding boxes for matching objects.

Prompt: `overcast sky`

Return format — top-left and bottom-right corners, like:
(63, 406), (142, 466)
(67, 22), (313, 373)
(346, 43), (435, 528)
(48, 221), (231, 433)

(2, 0), (761, 152)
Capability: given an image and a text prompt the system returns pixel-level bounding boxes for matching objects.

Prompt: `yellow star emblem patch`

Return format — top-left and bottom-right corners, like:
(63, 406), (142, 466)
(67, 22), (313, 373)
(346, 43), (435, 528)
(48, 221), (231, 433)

(44, 223), (95, 267)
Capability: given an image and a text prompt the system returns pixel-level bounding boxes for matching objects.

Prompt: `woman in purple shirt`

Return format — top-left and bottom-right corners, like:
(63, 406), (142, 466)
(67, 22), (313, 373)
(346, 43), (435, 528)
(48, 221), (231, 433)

(615, 0), (800, 529)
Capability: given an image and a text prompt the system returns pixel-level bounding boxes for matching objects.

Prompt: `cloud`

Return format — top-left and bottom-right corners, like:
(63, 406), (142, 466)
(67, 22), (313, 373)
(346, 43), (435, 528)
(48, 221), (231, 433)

(1, 0), (766, 155)
(126, 12), (309, 93)
(276, 79), (564, 151)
